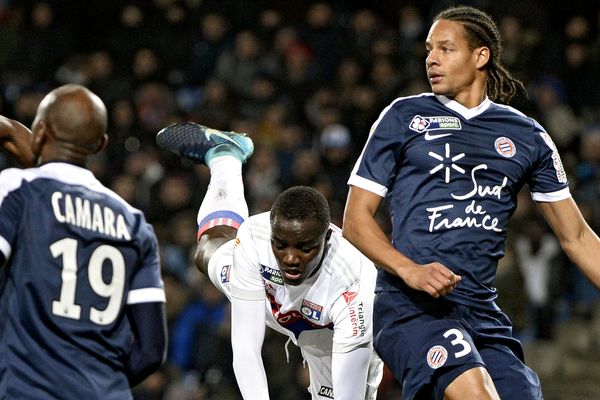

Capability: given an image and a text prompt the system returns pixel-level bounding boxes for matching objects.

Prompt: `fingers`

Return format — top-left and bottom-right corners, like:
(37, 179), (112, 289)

(404, 262), (462, 298)
(422, 264), (461, 298)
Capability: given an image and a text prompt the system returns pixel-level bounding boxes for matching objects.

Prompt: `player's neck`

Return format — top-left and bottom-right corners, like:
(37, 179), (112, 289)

(452, 89), (487, 109)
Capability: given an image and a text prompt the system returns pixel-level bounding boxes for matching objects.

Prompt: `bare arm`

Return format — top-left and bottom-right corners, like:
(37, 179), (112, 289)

(342, 186), (460, 298)
(537, 197), (600, 288)
(0, 116), (35, 168)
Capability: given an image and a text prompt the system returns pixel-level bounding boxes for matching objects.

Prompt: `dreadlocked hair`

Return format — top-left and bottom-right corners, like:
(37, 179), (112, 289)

(434, 6), (527, 104)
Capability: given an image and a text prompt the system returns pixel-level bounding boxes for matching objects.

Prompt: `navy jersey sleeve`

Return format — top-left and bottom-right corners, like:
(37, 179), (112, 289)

(349, 100), (406, 197)
(529, 130), (570, 201)
(0, 169), (25, 264)
(127, 220), (165, 305)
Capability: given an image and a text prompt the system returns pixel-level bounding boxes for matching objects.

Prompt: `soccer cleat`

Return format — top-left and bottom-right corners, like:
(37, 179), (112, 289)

(156, 122), (254, 164)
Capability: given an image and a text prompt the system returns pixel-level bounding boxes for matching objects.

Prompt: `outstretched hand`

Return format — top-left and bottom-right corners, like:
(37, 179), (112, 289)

(0, 116), (35, 168)
(400, 262), (461, 298)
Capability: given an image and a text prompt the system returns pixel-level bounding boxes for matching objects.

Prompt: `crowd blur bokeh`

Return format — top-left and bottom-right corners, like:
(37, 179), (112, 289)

(1, 1), (599, 398)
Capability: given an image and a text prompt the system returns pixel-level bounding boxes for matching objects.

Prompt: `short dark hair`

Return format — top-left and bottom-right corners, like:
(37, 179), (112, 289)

(434, 5), (526, 104)
(270, 186), (330, 234)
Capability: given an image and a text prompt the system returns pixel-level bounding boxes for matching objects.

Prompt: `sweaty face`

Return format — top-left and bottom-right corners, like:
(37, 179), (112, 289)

(425, 19), (482, 103)
(271, 217), (328, 286)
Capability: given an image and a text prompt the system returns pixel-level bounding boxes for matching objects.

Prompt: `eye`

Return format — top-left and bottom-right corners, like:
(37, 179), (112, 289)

(442, 47), (453, 53)
(271, 240), (286, 250)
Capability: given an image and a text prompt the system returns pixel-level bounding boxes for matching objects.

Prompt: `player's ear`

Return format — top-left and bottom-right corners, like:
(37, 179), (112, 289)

(93, 134), (108, 154)
(30, 120), (48, 163)
(475, 46), (490, 69)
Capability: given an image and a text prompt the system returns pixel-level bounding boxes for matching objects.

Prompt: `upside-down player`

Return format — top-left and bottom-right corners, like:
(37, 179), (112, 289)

(156, 122), (382, 400)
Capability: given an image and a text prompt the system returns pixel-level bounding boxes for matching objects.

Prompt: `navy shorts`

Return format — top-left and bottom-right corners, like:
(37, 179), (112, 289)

(373, 291), (542, 400)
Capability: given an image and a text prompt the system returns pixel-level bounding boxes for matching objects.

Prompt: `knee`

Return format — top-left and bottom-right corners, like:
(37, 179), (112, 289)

(195, 234), (233, 275)
(193, 244), (210, 275)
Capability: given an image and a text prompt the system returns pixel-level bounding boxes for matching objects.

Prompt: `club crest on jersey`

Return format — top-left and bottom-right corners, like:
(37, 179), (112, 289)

(260, 264), (284, 285)
(427, 345), (448, 369)
(409, 115), (461, 133)
(301, 299), (323, 321)
(494, 137), (516, 158)
(220, 265), (231, 283)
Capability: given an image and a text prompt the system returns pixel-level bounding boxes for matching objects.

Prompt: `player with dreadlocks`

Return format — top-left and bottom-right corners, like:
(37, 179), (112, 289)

(343, 5), (600, 400)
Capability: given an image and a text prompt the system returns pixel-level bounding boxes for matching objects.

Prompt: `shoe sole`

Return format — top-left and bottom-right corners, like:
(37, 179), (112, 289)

(156, 122), (253, 164)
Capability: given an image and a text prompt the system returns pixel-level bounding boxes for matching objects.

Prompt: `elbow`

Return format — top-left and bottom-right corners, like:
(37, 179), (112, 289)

(146, 324), (168, 369)
(341, 224), (354, 241)
(341, 215), (360, 243)
(126, 341), (167, 387)
(146, 356), (165, 377)
(148, 336), (168, 370)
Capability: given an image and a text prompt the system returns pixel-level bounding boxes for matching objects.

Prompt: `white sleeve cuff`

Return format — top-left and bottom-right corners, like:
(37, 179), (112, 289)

(531, 187), (571, 202)
(0, 235), (11, 261)
(347, 175), (388, 197)
(127, 287), (166, 304)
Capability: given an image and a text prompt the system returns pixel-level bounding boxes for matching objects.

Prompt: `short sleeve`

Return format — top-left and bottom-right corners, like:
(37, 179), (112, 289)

(127, 221), (165, 304)
(529, 131), (570, 202)
(348, 101), (405, 197)
(230, 220), (265, 300)
(330, 260), (377, 353)
(0, 169), (25, 263)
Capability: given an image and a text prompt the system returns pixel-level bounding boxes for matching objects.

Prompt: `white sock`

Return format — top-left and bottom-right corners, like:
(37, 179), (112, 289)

(197, 155), (249, 236)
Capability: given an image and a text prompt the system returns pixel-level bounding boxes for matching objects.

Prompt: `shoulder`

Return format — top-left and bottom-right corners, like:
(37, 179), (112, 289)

(0, 166), (27, 183)
(238, 211), (271, 241)
(0, 167), (39, 194)
(322, 230), (374, 284)
(379, 92), (436, 115)
(372, 93), (445, 132)
(487, 102), (543, 132)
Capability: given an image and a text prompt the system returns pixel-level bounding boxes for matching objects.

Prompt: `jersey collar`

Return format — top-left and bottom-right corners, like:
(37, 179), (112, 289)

(435, 95), (491, 120)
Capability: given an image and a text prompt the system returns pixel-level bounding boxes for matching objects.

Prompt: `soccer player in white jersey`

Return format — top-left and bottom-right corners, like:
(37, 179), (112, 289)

(156, 122), (382, 400)
(343, 5), (600, 400)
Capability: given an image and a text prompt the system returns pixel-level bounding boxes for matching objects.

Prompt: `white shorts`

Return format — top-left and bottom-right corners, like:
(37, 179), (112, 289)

(207, 240), (383, 400)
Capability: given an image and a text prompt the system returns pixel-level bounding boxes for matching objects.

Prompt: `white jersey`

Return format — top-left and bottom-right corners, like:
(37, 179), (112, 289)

(230, 212), (377, 353)
(208, 211), (382, 399)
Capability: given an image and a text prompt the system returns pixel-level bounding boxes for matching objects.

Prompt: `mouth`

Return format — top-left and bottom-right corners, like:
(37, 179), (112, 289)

(428, 73), (443, 84)
(281, 269), (303, 283)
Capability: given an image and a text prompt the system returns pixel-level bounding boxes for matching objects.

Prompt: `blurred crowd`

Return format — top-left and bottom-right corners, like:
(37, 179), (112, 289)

(0, 0), (599, 398)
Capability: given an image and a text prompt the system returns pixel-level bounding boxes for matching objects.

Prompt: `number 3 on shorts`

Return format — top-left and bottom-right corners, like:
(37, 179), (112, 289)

(443, 328), (472, 358)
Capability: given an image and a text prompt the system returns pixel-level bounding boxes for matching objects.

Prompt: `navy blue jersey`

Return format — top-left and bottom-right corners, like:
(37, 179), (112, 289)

(0, 162), (165, 400)
(349, 93), (569, 311)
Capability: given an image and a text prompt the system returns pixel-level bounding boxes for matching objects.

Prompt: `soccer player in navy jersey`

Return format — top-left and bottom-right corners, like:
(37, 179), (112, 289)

(343, 5), (600, 400)
(0, 84), (167, 399)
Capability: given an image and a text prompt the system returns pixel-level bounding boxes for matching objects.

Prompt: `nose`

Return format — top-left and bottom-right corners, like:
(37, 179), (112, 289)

(426, 50), (438, 67)
(282, 249), (300, 266)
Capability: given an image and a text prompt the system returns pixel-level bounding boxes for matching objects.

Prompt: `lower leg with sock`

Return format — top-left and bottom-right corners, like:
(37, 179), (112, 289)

(197, 152), (249, 238)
